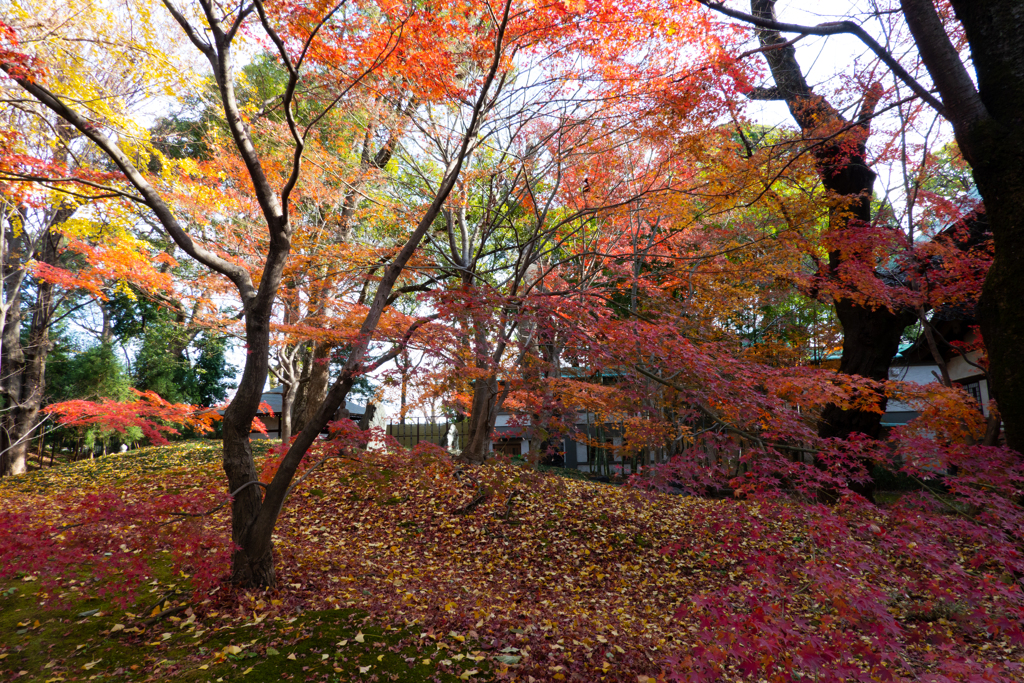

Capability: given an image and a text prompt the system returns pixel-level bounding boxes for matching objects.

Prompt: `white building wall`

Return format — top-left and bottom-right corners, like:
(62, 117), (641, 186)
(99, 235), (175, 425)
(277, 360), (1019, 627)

(888, 363), (941, 413)
(889, 358), (990, 416)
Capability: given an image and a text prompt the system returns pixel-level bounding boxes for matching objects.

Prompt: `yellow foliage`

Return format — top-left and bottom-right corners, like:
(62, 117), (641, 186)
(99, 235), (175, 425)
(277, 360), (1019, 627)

(6, 0), (203, 154)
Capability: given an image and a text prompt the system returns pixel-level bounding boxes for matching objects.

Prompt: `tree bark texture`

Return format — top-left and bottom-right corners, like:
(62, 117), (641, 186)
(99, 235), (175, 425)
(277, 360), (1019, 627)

(903, 0), (1024, 452)
(222, 288), (280, 587)
(819, 300), (914, 440)
(947, 0), (1024, 452)
(463, 375), (499, 464)
(459, 298), (512, 465)
(1, 231), (58, 477)
(280, 379), (296, 446)
(751, 0), (915, 460)
(299, 341), (332, 433)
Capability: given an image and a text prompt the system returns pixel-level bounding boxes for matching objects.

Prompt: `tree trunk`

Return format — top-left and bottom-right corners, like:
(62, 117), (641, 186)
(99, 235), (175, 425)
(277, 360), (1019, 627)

(947, 0), (1024, 452)
(901, 0), (1024, 452)
(748, 0), (920, 501)
(299, 341), (332, 433)
(1, 244), (56, 477)
(276, 344), (302, 446)
(280, 380), (295, 445)
(289, 344), (314, 434)
(399, 348), (410, 425)
(819, 300), (915, 443)
(0, 283), (25, 476)
(222, 416), (274, 586)
(977, 172), (1024, 450)
(750, 0), (915, 456)
(462, 375), (498, 464)
(222, 331), (276, 586)
(221, 268), (281, 586)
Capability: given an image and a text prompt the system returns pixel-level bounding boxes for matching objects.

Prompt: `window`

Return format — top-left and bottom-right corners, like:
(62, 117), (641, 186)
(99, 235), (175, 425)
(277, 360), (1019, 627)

(963, 381), (983, 409)
(493, 438), (523, 455)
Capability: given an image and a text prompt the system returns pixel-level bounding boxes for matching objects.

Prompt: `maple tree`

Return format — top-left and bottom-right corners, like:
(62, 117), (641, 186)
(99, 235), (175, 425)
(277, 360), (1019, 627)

(3, 0), (485, 585)
(408, 108), (667, 463)
(43, 388), (219, 446)
(741, 2), (915, 471)
(1, 0), (736, 586)
(161, 54), (409, 444)
(1, 5), (1022, 682)
(694, 0), (1024, 455)
(0, 2), (181, 475)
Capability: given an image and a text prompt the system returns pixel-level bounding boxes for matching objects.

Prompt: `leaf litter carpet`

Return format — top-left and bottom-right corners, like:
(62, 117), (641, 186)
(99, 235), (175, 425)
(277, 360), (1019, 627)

(4, 441), (1023, 682)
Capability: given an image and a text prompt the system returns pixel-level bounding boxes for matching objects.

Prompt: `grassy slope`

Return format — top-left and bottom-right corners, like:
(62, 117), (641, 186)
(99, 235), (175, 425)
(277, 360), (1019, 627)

(2, 441), (1021, 682)
(0, 442), (489, 683)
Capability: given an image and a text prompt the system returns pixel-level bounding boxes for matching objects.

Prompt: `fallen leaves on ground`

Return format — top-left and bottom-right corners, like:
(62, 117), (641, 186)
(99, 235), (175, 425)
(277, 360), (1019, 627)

(1, 441), (1022, 681)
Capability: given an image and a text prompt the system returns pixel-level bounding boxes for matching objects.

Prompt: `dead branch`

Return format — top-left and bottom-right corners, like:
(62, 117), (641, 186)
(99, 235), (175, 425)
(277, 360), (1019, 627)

(453, 486), (493, 515)
(497, 489), (519, 519)
(136, 604), (189, 628)
(139, 590), (183, 619)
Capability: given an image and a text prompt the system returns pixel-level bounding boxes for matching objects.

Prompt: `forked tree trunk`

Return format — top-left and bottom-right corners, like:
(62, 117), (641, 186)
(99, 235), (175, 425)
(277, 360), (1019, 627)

(223, 419), (275, 586)
(222, 309), (278, 586)
(460, 306), (514, 464)
(750, 0), (918, 499)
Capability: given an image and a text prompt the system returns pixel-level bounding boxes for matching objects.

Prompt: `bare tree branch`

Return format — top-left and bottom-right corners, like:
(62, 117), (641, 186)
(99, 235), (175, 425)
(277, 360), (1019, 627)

(0, 66), (259, 304)
(698, 1), (947, 113)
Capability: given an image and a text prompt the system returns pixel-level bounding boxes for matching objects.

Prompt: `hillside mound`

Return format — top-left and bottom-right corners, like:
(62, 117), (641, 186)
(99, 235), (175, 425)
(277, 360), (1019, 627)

(2, 441), (1022, 682)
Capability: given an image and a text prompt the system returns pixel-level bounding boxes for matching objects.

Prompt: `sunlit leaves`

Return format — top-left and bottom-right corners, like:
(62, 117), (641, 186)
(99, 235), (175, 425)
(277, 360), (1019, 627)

(43, 389), (220, 445)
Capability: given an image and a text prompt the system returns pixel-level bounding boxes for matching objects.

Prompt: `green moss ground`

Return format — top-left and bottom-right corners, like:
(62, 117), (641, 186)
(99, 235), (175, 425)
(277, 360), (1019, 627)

(0, 440), (492, 682)
(1, 577), (491, 682)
